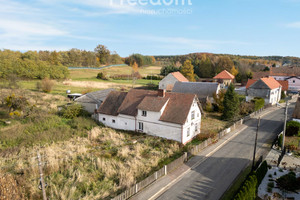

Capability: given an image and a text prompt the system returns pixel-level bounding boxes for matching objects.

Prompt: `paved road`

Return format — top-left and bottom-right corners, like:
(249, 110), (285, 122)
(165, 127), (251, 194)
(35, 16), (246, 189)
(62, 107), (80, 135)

(156, 104), (295, 200)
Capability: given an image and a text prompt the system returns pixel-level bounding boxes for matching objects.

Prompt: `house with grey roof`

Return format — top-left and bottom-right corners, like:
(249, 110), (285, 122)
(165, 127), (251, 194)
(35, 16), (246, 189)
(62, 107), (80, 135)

(172, 82), (221, 104)
(96, 89), (202, 144)
(75, 88), (115, 114)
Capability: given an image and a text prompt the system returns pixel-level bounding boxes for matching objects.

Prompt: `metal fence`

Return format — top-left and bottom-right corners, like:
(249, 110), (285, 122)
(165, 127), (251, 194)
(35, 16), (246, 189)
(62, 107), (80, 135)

(111, 105), (269, 200)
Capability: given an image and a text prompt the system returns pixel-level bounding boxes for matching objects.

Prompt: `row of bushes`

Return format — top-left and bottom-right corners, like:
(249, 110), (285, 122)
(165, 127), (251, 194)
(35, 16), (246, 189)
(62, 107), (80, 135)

(0, 58), (69, 79)
(143, 75), (163, 80)
(234, 161), (268, 200)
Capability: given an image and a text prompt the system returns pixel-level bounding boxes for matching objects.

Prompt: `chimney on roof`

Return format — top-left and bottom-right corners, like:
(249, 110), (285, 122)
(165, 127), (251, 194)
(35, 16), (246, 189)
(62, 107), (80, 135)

(158, 89), (166, 97)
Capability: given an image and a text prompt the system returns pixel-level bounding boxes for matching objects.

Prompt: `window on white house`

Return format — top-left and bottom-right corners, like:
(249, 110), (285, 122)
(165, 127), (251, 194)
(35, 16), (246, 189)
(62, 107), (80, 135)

(293, 80), (296, 83)
(139, 122), (144, 131)
(142, 110), (147, 117)
(187, 128), (190, 137)
(112, 119), (116, 123)
(191, 111), (195, 120)
(197, 113), (200, 118)
(103, 118), (106, 121)
(195, 123), (198, 132)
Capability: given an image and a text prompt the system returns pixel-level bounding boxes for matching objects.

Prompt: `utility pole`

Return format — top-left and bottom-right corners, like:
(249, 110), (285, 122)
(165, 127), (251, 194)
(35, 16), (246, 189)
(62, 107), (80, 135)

(282, 101), (288, 152)
(37, 151), (47, 200)
(252, 117), (261, 171)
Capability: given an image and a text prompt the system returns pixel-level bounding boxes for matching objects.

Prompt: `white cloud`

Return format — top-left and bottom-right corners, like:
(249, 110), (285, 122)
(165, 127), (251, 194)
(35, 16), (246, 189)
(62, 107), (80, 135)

(286, 22), (300, 28)
(0, 19), (67, 37)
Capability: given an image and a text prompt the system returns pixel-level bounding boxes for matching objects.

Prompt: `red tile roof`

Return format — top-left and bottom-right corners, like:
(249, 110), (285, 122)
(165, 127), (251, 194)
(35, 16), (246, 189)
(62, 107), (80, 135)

(171, 72), (189, 82)
(246, 77), (282, 90)
(98, 91), (127, 116)
(246, 79), (257, 89)
(213, 70), (235, 80)
(277, 80), (289, 91)
(261, 77), (281, 90)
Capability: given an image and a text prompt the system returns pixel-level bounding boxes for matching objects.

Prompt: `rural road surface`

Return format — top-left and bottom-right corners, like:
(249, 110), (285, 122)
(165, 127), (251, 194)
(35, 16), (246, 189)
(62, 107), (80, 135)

(156, 104), (295, 200)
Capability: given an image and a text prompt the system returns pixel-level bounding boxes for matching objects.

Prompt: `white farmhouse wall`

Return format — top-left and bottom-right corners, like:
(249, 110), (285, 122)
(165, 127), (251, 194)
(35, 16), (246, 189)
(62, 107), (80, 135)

(98, 114), (135, 131)
(159, 74), (179, 90)
(182, 99), (201, 144)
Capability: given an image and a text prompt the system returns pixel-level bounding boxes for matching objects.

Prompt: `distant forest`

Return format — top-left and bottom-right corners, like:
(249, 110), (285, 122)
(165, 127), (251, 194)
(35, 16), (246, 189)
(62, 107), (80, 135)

(1, 44), (300, 82)
(155, 53), (300, 84)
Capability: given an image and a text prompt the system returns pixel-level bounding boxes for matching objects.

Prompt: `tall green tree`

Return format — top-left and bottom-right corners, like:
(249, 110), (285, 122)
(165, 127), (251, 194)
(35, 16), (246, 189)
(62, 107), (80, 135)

(94, 44), (111, 65)
(180, 60), (195, 82)
(222, 84), (239, 120)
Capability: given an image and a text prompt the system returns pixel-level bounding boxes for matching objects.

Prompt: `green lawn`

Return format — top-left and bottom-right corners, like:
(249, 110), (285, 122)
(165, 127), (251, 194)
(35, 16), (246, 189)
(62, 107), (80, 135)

(69, 65), (162, 80)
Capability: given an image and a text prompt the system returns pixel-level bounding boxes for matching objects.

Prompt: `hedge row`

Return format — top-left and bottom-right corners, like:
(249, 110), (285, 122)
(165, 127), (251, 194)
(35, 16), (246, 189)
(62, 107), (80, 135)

(234, 161), (268, 200)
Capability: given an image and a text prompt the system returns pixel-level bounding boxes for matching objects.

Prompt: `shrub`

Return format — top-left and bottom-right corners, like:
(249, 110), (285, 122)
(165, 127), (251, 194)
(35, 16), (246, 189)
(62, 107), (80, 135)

(205, 101), (213, 112)
(286, 121), (300, 136)
(256, 161), (268, 185)
(60, 104), (84, 119)
(239, 102), (254, 116)
(251, 97), (265, 111)
(143, 75), (163, 80)
(96, 72), (107, 80)
(267, 186), (272, 193)
(276, 171), (300, 192)
(41, 78), (55, 93)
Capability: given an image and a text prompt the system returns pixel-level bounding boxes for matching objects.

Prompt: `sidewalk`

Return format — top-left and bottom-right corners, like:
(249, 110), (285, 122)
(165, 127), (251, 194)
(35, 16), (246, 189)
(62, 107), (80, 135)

(130, 105), (286, 200)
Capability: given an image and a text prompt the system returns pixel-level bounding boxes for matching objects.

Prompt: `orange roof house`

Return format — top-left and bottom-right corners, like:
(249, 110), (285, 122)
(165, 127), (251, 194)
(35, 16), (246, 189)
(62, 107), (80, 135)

(246, 77), (282, 105)
(277, 80), (289, 91)
(213, 70), (235, 85)
(159, 71), (189, 91)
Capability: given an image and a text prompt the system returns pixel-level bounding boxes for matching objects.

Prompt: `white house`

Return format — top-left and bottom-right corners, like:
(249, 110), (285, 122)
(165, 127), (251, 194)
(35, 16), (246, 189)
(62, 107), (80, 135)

(246, 77), (282, 105)
(96, 89), (202, 144)
(159, 72), (189, 91)
(75, 89), (115, 114)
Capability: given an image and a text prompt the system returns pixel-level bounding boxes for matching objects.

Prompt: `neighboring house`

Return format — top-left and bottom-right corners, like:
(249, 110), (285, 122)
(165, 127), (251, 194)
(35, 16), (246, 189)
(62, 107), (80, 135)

(253, 67), (300, 91)
(159, 72), (189, 91)
(246, 77), (282, 105)
(213, 70), (235, 86)
(96, 89), (202, 144)
(172, 82), (220, 105)
(292, 97), (300, 123)
(277, 80), (289, 95)
(75, 89), (115, 114)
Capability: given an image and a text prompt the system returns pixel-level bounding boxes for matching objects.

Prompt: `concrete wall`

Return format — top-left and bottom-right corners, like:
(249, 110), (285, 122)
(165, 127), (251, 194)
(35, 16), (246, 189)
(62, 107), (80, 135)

(159, 74), (179, 90)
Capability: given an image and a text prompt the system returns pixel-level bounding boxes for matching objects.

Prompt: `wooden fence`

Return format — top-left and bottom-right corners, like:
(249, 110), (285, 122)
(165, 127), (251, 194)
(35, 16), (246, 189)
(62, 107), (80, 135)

(111, 106), (268, 200)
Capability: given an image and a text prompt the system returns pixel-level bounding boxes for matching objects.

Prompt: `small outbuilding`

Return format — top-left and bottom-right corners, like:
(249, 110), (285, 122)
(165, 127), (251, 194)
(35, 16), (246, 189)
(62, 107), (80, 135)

(75, 89), (115, 114)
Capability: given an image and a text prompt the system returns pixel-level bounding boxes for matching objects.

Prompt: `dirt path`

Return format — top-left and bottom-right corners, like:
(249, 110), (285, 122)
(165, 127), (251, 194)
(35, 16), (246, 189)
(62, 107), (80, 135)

(63, 80), (141, 89)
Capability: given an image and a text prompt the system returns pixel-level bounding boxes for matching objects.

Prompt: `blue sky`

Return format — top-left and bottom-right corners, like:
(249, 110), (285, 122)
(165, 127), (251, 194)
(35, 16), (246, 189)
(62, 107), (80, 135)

(0, 0), (300, 57)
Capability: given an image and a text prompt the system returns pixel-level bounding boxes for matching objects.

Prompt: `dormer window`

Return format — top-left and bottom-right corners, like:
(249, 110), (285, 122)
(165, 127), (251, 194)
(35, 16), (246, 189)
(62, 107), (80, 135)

(142, 111), (147, 117)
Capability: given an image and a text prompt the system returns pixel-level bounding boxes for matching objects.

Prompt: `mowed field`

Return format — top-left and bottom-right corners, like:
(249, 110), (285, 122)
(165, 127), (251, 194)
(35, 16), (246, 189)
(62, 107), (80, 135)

(14, 65), (162, 96)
